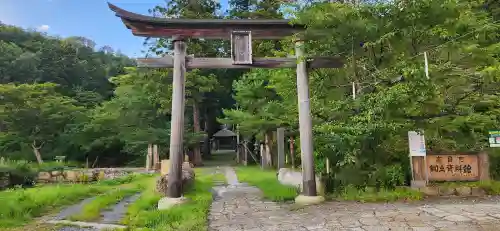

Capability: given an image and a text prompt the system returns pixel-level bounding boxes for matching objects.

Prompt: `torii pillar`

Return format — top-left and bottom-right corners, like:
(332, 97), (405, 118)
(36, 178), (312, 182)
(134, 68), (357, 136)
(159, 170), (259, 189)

(167, 39), (187, 197)
(294, 40), (317, 197)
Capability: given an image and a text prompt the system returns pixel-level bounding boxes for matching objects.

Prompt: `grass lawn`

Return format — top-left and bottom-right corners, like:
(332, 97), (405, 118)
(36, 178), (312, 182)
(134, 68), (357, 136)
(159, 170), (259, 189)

(0, 173), (152, 228)
(0, 184), (107, 227)
(125, 169), (217, 231)
(121, 178), (161, 226)
(235, 166), (424, 203)
(235, 166), (297, 202)
(335, 185), (423, 202)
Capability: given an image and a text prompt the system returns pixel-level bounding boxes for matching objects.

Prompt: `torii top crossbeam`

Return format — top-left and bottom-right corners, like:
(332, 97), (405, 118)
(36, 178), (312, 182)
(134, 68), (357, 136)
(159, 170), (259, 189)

(108, 3), (304, 40)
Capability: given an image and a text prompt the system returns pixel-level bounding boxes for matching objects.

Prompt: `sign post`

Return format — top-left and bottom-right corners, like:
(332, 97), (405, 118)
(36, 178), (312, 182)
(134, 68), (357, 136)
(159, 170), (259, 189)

(489, 130), (500, 147)
(408, 131), (428, 188)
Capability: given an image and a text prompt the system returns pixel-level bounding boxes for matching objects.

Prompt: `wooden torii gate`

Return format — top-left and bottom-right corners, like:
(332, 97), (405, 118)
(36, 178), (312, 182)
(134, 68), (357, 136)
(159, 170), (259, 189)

(108, 3), (343, 199)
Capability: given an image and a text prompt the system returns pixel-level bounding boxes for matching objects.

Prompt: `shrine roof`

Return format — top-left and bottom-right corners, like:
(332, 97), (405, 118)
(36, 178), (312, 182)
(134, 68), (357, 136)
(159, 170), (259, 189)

(108, 3), (305, 39)
(213, 128), (237, 137)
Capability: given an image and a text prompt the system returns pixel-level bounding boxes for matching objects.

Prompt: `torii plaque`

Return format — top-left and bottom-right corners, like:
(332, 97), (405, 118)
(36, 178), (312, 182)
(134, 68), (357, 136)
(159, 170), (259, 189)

(108, 3), (343, 201)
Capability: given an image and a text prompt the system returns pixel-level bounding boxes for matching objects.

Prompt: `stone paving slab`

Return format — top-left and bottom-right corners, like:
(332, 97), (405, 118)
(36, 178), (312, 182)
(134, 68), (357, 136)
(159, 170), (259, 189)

(45, 220), (125, 230)
(210, 193), (500, 231)
(208, 167), (500, 231)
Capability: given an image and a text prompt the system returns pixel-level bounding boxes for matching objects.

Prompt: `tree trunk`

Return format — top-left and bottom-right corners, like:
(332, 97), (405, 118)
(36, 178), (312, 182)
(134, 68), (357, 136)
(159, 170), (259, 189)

(146, 143), (152, 171)
(290, 136), (295, 169)
(192, 101), (203, 166)
(260, 143), (266, 169)
(202, 109), (211, 159)
(153, 144), (159, 171)
(202, 134), (211, 159)
(92, 156), (100, 168)
(271, 131), (277, 167)
(236, 126), (240, 163)
(249, 135), (256, 155)
(243, 139), (249, 166)
(32, 147), (43, 164)
(31, 140), (44, 164)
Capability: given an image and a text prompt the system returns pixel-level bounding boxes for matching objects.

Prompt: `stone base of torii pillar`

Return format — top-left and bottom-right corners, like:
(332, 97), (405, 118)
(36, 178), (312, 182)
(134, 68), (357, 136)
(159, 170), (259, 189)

(294, 194), (325, 206)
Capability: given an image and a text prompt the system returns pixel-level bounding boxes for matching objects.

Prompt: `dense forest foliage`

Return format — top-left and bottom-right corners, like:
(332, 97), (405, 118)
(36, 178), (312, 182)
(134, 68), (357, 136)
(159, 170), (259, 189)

(0, 23), (136, 165)
(1, 0), (500, 190)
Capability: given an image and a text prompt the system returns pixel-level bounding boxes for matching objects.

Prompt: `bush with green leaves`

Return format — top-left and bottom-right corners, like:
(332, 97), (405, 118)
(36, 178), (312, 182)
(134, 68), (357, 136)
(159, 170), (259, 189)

(0, 160), (36, 188)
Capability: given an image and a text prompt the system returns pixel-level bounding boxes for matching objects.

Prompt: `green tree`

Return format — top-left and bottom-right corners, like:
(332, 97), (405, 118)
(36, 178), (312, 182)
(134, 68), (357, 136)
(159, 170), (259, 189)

(0, 83), (86, 163)
(222, 0), (289, 166)
(79, 68), (172, 161)
(0, 23), (136, 165)
(485, 0), (500, 20)
(0, 23), (135, 102)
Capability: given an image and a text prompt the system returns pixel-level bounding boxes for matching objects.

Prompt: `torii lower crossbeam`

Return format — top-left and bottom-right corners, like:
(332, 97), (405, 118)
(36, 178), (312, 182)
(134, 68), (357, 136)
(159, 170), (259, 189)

(138, 57), (343, 69)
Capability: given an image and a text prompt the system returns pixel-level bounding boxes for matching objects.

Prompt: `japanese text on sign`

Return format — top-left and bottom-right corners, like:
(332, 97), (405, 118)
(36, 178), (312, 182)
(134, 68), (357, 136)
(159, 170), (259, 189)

(426, 155), (478, 181)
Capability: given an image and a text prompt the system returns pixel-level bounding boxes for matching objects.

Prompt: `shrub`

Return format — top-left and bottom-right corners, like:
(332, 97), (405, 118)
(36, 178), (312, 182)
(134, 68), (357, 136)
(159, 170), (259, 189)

(78, 173), (90, 183)
(373, 164), (406, 190)
(0, 160), (37, 188)
(489, 149), (500, 180)
(326, 163), (408, 195)
(339, 185), (423, 202)
(331, 165), (372, 190)
(0, 159), (87, 189)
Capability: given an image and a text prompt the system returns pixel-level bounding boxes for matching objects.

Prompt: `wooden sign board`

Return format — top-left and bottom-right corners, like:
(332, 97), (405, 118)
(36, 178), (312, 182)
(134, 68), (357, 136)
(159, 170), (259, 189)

(426, 155), (479, 181)
(231, 31), (252, 64)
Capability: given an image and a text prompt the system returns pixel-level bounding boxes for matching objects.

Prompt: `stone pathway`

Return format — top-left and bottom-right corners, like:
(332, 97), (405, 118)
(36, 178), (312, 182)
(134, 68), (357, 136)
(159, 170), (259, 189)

(48, 197), (97, 221)
(208, 167), (500, 231)
(101, 193), (140, 224)
(42, 192), (141, 230)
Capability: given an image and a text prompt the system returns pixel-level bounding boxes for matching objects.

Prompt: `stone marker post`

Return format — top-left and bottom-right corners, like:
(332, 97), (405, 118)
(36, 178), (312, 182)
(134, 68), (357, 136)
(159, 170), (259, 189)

(277, 127), (285, 169)
(146, 144), (152, 171)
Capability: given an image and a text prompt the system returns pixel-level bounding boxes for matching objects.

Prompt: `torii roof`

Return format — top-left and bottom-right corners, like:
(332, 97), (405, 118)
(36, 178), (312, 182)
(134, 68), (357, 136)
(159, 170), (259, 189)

(107, 3), (305, 40)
